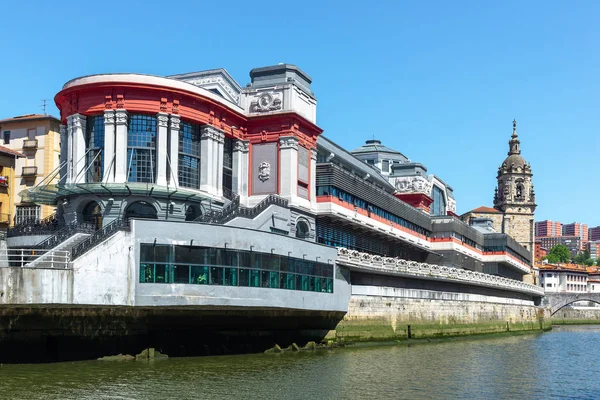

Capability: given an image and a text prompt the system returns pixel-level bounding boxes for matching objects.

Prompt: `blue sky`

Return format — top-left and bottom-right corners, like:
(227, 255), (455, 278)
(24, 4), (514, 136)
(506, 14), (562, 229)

(2, 0), (599, 226)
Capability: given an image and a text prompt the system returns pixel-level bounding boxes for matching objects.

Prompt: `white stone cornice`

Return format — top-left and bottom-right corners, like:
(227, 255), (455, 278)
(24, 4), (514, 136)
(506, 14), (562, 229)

(103, 110), (115, 124)
(201, 125), (225, 143)
(233, 139), (249, 153)
(279, 135), (299, 150)
(115, 109), (128, 125)
(157, 112), (169, 128)
(169, 115), (180, 130)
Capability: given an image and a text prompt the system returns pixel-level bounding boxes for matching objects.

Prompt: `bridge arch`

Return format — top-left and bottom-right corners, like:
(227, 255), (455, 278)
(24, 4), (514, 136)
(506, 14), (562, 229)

(543, 293), (600, 315)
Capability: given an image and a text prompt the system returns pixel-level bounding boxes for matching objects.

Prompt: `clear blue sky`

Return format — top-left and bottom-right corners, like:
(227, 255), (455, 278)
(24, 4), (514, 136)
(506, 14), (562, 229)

(2, 0), (599, 226)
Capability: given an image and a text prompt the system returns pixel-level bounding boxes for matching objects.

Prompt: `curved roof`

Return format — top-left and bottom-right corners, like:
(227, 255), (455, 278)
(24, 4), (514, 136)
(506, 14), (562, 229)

(350, 139), (409, 160)
(502, 153), (527, 169)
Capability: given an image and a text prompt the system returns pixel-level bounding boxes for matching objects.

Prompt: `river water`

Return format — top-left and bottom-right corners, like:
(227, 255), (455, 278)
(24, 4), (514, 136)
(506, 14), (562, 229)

(1, 325), (598, 400)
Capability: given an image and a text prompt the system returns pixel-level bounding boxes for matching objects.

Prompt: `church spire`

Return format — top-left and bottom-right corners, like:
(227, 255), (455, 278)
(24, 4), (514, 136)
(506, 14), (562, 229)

(508, 119), (520, 155)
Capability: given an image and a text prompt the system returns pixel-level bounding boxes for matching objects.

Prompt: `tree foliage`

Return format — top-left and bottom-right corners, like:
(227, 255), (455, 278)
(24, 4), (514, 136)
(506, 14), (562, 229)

(546, 245), (571, 264)
(573, 249), (593, 266)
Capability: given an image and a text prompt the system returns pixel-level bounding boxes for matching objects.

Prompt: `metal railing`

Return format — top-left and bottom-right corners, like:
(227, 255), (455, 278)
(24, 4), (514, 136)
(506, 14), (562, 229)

(196, 194), (288, 225)
(71, 218), (131, 260)
(22, 139), (38, 149)
(0, 248), (71, 269)
(21, 166), (38, 176)
(31, 221), (95, 250)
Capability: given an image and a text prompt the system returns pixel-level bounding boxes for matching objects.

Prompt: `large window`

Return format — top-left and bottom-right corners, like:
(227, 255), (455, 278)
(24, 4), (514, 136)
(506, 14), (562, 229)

(222, 137), (233, 194)
(15, 205), (40, 225)
(127, 115), (156, 183)
(86, 115), (104, 182)
(178, 121), (201, 188)
(139, 244), (334, 293)
(431, 185), (446, 216)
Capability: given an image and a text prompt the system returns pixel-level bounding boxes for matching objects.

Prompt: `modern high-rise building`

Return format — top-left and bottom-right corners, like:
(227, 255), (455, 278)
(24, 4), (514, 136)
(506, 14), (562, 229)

(535, 220), (562, 237)
(0, 114), (61, 224)
(589, 226), (600, 242)
(562, 222), (588, 249)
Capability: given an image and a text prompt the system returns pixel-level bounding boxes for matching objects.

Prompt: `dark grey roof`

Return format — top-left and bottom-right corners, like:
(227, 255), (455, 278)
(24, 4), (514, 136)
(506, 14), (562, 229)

(350, 139), (409, 160)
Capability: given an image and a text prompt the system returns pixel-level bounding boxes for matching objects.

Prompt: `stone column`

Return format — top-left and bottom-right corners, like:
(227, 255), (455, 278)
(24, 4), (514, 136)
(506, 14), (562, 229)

(168, 115), (180, 187)
(310, 148), (317, 205)
(156, 112), (169, 186)
(114, 110), (128, 183)
(200, 125), (224, 196)
(232, 140), (249, 197)
(59, 124), (68, 184)
(70, 114), (86, 183)
(279, 136), (299, 199)
(103, 110), (115, 183)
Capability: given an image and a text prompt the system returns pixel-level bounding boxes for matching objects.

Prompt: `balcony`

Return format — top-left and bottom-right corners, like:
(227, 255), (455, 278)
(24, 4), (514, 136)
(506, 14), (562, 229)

(21, 166), (38, 176)
(0, 176), (7, 187)
(22, 139), (38, 149)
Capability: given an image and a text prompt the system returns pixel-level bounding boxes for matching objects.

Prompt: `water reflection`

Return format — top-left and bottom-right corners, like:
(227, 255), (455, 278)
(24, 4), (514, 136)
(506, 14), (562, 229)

(1, 326), (599, 400)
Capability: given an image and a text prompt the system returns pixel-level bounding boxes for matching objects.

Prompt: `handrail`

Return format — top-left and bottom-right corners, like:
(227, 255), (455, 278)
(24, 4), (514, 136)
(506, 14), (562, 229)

(7, 212), (59, 237)
(31, 221), (95, 250)
(71, 218), (131, 260)
(197, 194), (288, 225)
(0, 248), (71, 269)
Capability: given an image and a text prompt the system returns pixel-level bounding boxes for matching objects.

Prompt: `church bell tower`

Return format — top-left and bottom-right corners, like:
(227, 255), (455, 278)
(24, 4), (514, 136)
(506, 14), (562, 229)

(493, 120), (536, 256)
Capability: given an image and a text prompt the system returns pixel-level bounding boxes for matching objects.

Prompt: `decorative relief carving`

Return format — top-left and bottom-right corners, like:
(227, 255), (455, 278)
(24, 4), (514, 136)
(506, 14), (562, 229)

(250, 92), (282, 113)
(160, 98), (168, 113)
(188, 76), (240, 103)
(157, 113), (169, 128)
(279, 136), (299, 150)
(447, 198), (457, 212)
(115, 110), (128, 125)
(258, 162), (271, 182)
(172, 100), (180, 114)
(393, 176), (432, 195)
(103, 110), (115, 125)
(70, 114), (86, 130)
(116, 95), (125, 109)
(169, 115), (180, 131)
(201, 125), (225, 143)
(104, 96), (114, 109)
(233, 140), (250, 153)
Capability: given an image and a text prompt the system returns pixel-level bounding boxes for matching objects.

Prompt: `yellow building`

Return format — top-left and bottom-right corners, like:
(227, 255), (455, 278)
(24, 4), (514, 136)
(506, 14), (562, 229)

(0, 146), (24, 229)
(0, 114), (61, 225)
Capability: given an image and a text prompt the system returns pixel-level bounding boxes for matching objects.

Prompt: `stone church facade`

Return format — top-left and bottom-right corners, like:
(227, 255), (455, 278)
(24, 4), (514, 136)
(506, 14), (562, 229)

(462, 120), (536, 262)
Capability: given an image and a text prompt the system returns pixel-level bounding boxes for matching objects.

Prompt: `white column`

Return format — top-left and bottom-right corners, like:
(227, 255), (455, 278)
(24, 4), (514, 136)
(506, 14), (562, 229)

(114, 110), (128, 183)
(168, 115), (180, 187)
(200, 126), (224, 196)
(232, 140), (249, 197)
(310, 148), (317, 206)
(71, 114), (86, 183)
(216, 135), (224, 197)
(59, 124), (68, 184)
(103, 110), (115, 183)
(279, 136), (299, 199)
(156, 112), (169, 186)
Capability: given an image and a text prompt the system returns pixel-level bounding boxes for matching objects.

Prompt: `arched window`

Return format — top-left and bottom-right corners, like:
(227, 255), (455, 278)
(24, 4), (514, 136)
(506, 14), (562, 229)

(296, 219), (310, 239)
(516, 183), (524, 198)
(431, 185), (446, 216)
(82, 201), (103, 230)
(185, 204), (201, 221)
(86, 115), (104, 182)
(125, 201), (158, 220)
(127, 115), (157, 183)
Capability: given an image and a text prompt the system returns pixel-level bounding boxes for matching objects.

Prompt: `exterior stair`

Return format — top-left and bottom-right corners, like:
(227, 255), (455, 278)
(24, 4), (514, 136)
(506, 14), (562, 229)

(26, 232), (91, 268)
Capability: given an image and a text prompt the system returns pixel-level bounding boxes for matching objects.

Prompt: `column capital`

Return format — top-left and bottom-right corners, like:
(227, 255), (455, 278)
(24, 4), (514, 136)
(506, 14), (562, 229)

(279, 135), (299, 150)
(169, 114), (181, 130)
(233, 139), (250, 153)
(157, 112), (169, 128)
(115, 109), (128, 126)
(104, 109), (115, 124)
(310, 148), (318, 161)
(201, 125), (225, 143)
(69, 113), (86, 129)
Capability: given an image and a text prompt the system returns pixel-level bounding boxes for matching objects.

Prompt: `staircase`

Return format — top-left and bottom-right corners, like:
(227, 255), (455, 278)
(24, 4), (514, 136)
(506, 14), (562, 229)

(196, 194), (288, 225)
(26, 233), (91, 268)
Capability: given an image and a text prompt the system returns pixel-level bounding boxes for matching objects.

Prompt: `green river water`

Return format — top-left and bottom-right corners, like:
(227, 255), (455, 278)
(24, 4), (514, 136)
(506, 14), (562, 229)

(0, 325), (598, 399)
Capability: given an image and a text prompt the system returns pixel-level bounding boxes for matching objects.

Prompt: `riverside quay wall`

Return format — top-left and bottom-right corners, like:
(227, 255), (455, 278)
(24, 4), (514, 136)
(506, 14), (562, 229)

(332, 290), (551, 343)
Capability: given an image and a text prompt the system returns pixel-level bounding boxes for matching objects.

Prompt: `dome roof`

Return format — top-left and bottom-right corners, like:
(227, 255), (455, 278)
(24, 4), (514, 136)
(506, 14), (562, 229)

(502, 154), (526, 169)
(350, 139), (409, 160)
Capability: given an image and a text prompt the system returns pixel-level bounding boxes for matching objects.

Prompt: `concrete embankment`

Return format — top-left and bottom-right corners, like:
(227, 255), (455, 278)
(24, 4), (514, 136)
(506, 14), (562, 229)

(551, 308), (600, 325)
(329, 294), (551, 342)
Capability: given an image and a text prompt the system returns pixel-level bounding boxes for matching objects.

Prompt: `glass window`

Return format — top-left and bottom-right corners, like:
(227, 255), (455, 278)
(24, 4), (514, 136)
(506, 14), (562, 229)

(128, 114), (157, 183)
(223, 136), (233, 194)
(381, 160), (389, 173)
(15, 205), (40, 225)
(3, 131), (9, 144)
(178, 121), (201, 188)
(431, 185), (446, 216)
(86, 115), (104, 183)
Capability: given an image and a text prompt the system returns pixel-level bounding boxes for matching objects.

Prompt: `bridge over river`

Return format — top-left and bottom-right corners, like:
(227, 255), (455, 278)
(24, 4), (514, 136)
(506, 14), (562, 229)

(541, 292), (600, 315)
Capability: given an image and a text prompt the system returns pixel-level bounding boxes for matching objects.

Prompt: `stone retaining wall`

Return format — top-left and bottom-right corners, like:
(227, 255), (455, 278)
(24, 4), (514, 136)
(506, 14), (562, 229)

(332, 291), (551, 342)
